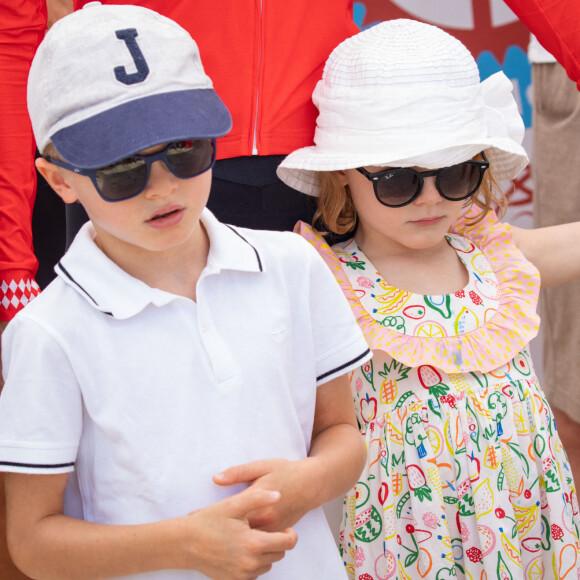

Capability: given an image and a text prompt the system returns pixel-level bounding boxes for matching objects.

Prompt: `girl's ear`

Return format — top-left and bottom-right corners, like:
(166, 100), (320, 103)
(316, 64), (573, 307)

(335, 169), (349, 187)
(35, 158), (79, 204)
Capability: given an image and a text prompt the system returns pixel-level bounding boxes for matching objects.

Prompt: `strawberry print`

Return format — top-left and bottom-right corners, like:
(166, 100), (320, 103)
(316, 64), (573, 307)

(406, 464), (432, 501)
(440, 394), (456, 408)
(466, 547), (483, 563)
(469, 290), (482, 305)
(551, 524), (564, 540)
(417, 365), (442, 388)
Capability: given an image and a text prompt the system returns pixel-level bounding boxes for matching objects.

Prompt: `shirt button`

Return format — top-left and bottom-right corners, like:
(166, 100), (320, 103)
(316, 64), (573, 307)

(200, 322), (208, 332)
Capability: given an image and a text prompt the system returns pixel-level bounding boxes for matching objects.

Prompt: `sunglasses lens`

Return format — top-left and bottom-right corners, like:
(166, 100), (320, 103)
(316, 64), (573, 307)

(376, 169), (420, 206)
(96, 158), (148, 201)
(438, 162), (482, 199)
(166, 139), (215, 177)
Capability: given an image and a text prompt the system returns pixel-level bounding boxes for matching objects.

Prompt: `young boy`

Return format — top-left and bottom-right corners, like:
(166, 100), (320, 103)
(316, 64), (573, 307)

(0, 4), (370, 579)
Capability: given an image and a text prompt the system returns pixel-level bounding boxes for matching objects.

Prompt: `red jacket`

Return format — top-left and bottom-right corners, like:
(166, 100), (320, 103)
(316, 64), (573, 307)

(75, 0), (359, 159)
(0, 0), (44, 321)
(504, 0), (580, 88)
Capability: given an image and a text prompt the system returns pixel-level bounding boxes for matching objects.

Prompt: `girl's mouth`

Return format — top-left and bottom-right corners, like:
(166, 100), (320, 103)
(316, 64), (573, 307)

(410, 216), (443, 226)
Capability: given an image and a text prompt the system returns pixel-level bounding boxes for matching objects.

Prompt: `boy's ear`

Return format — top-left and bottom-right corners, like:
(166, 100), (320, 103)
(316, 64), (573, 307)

(35, 158), (79, 204)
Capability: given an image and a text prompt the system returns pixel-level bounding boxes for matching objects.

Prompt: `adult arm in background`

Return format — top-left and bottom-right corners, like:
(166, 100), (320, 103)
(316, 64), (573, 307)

(0, 0), (73, 392)
(0, 0), (47, 387)
(47, 0), (72, 26)
(0, 0), (44, 575)
(513, 222), (580, 287)
(503, 0), (580, 87)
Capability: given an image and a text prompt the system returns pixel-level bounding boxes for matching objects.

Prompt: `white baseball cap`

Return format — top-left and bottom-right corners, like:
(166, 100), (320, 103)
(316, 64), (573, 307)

(277, 19), (528, 196)
(28, 2), (232, 169)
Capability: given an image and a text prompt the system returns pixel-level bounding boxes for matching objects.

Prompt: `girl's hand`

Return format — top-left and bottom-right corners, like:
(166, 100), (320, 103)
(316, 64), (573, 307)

(213, 458), (318, 532)
(183, 487), (298, 580)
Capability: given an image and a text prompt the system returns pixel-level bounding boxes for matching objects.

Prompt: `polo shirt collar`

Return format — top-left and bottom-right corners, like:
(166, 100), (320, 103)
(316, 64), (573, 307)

(55, 209), (263, 319)
(202, 209), (263, 274)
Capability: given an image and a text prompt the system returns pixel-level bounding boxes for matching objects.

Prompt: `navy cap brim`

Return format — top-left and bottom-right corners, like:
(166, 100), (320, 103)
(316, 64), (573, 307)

(51, 89), (232, 168)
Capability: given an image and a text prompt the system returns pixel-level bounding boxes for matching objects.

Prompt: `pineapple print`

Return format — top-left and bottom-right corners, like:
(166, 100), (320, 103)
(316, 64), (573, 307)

(378, 360), (411, 405)
(347, 492), (357, 533)
(392, 472), (403, 497)
(448, 373), (471, 393)
(501, 444), (522, 496)
(427, 465), (444, 502)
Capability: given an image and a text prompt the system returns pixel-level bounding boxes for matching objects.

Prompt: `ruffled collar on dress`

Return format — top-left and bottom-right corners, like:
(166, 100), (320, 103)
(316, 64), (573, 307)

(296, 210), (540, 373)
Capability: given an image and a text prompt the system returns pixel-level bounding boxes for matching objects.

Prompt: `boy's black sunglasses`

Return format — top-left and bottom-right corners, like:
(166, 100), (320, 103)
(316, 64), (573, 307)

(45, 138), (216, 202)
(356, 152), (489, 208)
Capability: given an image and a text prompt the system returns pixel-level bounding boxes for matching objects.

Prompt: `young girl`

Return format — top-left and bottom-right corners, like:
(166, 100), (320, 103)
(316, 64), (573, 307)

(278, 19), (580, 580)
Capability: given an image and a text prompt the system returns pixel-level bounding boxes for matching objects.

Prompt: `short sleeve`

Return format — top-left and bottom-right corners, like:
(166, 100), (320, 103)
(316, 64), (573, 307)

(302, 240), (371, 385)
(0, 314), (81, 474)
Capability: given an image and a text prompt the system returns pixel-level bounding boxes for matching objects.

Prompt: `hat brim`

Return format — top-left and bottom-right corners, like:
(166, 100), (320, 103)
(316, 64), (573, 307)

(277, 139), (528, 196)
(51, 89), (232, 168)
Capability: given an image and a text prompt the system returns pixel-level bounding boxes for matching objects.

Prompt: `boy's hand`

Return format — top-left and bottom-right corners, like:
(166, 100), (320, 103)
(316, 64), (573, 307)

(185, 488), (297, 580)
(213, 459), (319, 532)
(4, 472), (296, 580)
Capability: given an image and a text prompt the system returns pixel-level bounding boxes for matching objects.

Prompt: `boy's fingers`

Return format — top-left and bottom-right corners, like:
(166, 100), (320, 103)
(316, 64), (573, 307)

(259, 527), (299, 553)
(280, 527), (299, 549)
(221, 488), (280, 520)
(249, 535), (298, 580)
(213, 460), (271, 486)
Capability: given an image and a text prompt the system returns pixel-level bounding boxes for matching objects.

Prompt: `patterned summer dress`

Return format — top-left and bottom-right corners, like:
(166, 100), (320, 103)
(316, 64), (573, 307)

(298, 211), (580, 580)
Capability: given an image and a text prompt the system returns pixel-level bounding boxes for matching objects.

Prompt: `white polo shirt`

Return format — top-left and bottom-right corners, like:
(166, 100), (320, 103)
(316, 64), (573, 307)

(0, 209), (370, 580)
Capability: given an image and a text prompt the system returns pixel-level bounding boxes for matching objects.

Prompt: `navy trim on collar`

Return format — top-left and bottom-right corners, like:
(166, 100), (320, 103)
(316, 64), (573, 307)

(225, 225), (263, 272)
(55, 261), (113, 317)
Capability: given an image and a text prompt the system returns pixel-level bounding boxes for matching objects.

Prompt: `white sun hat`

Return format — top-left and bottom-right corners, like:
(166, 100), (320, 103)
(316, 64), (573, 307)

(277, 19), (528, 196)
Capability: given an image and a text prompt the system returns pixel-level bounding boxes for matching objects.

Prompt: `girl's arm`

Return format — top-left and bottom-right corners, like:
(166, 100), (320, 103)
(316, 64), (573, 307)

(4, 472), (297, 580)
(214, 373), (366, 532)
(512, 222), (580, 287)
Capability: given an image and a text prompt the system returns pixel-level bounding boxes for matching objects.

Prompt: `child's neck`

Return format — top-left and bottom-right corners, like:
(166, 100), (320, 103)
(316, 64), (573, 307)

(355, 234), (468, 296)
(95, 224), (209, 302)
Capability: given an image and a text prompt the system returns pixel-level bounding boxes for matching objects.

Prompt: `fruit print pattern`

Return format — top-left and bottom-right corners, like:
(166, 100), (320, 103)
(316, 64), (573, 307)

(296, 211), (580, 579)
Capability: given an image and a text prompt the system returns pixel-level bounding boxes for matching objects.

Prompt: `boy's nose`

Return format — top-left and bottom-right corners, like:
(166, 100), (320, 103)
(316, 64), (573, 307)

(143, 160), (179, 198)
(414, 176), (441, 205)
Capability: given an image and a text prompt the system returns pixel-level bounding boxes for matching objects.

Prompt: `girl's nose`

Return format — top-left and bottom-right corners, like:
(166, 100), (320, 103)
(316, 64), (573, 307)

(414, 176), (441, 205)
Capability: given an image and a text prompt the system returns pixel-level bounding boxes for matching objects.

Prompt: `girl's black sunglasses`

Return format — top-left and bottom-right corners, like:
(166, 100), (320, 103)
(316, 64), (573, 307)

(356, 152), (489, 208)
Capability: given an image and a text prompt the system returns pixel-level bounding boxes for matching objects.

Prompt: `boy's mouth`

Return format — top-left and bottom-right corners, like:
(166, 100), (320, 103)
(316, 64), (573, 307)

(150, 209), (179, 220)
(146, 205), (185, 229)
(147, 204), (183, 221)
